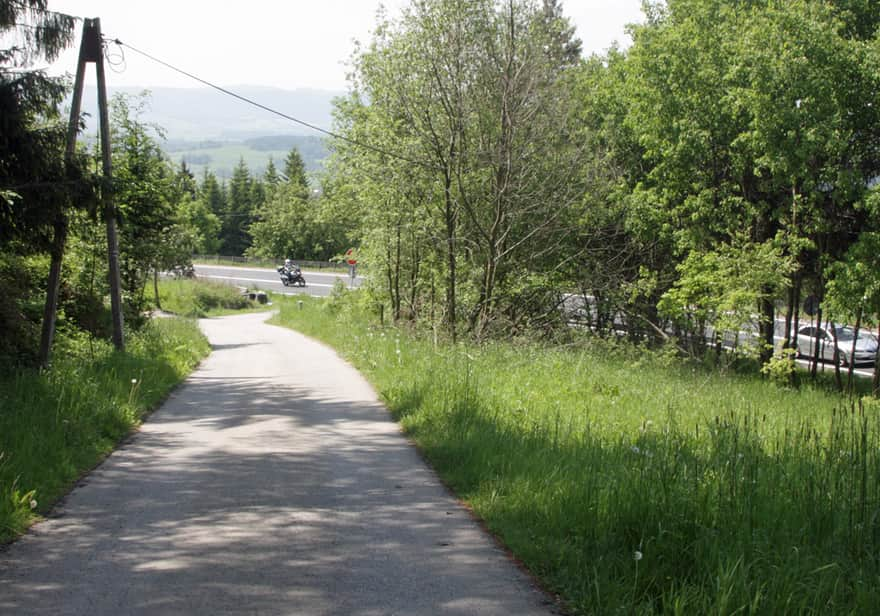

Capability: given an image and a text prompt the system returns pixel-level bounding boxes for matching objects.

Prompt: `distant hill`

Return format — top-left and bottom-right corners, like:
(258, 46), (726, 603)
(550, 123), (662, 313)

(78, 85), (341, 140)
(165, 135), (330, 181)
(73, 86), (340, 179)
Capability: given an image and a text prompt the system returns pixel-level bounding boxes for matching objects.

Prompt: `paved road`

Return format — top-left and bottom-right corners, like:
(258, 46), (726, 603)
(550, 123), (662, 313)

(0, 312), (556, 616)
(194, 264), (362, 298)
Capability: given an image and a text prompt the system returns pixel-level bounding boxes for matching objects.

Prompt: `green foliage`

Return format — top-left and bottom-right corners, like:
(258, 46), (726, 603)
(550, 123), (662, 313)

(110, 92), (192, 325)
(220, 158), (256, 256)
(331, 0), (585, 337)
(155, 278), (261, 318)
(761, 347), (798, 387)
(176, 193), (222, 254)
(0, 317), (209, 542)
(247, 186), (348, 262)
(660, 238), (794, 346)
(274, 296), (880, 614)
(0, 253), (45, 364)
(1, 1), (95, 283)
(825, 222), (880, 325)
(282, 147), (309, 191)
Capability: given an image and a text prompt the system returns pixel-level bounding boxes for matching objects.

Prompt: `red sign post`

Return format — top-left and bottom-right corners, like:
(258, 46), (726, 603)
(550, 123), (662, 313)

(345, 248), (357, 287)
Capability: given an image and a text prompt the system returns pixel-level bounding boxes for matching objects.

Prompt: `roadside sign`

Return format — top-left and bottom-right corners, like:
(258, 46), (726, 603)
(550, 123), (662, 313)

(345, 248), (357, 265)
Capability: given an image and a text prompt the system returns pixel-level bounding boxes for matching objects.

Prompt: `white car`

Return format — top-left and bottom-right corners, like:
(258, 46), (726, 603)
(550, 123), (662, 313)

(795, 325), (878, 366)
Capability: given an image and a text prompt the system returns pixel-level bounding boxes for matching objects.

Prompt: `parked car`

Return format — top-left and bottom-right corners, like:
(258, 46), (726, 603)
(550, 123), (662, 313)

(795, 325), (878, 366)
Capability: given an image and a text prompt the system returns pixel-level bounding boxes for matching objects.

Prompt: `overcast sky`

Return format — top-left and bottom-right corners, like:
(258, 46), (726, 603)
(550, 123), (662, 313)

(45, 0), (644, 91)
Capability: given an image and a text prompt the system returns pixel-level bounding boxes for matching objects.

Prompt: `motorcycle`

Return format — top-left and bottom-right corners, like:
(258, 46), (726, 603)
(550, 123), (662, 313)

(277, 265), (306, 287)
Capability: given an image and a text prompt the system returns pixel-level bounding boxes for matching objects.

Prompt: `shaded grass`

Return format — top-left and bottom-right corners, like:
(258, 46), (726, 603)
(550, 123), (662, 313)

(273, 294), (880, 615)
(0, 318), (210, 543)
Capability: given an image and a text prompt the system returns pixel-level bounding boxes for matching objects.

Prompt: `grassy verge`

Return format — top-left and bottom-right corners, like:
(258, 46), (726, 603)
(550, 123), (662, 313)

(0, 318), (210, 543)
(273, 293), (880, 615)
(156, 277), (272, 317)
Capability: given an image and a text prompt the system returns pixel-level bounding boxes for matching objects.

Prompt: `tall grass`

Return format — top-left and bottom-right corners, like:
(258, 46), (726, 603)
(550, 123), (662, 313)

(156, 278), (265, 317)
(274, 294), (880, 615)
(0, 318), (210, 542)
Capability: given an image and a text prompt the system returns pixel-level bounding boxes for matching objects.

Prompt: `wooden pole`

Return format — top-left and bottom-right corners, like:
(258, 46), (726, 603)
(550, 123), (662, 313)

(93, 18), (125, 351)
(38, 18), (91, 367)
(38, 18), (125, 365)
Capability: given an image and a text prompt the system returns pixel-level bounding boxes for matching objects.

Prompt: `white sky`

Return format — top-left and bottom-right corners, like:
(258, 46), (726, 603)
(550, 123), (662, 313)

(44, 0), (644, 91)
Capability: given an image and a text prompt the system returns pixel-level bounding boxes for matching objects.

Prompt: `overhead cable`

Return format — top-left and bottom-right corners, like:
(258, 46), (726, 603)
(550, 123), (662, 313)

(106, 38), (435, 170)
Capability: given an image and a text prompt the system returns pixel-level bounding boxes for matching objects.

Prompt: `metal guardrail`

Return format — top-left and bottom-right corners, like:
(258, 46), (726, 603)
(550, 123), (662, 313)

(193, 255), (347, 270)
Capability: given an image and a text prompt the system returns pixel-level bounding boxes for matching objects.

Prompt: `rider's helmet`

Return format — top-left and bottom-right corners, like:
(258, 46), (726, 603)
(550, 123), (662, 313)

(284, 258), (292, 268)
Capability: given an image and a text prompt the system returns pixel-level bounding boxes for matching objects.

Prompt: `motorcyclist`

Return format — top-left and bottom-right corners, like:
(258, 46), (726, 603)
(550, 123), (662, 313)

(279, 259), (303, 285)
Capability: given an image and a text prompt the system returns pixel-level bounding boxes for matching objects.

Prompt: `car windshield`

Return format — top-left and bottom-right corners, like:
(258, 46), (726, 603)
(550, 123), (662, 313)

(834, 328), (855, 341)
(833, 327), (878, 344)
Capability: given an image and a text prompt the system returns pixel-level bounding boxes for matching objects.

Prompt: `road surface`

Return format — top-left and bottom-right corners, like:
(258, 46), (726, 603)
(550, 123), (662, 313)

(0, 312), (556, 616)
(193, 264), (362, 297)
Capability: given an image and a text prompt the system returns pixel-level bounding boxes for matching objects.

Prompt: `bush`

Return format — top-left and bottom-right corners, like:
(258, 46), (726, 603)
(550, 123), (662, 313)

(157, 278), (254, 317)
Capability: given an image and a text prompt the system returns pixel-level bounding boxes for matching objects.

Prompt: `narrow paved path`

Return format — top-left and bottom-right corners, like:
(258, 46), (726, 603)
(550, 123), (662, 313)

(0, 313), (557, 615)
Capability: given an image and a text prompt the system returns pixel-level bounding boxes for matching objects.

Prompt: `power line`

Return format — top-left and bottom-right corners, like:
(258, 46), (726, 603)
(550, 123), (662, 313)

(105, 38), (436, 171)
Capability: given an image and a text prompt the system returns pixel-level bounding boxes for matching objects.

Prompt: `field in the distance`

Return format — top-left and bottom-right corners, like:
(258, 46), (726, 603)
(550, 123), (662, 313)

(164, 134), (328, 180)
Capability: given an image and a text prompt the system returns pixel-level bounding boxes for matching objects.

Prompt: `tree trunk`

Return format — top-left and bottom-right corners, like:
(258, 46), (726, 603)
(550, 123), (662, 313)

(810, 304), (822, 379)
(38, 215), (69, 368)
(153, 269), (161, 310)
(384, 245), (397, 324)
(408, 232), (420, 322)
(829, 319), (843, 392)
(443, 171), (457, 343)
(759, 294), (775, 365)
(783, 278), (795, 350)
(790, 275), (802, 349)
(847, 306), (862, 394)
(393, 220), (402, 322)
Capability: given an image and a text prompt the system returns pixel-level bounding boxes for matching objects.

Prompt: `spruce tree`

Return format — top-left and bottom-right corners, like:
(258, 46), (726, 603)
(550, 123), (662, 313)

(283, 147), (309, 196)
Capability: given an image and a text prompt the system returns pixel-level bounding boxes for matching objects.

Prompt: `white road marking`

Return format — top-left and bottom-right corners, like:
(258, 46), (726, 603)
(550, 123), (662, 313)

(196, 265), (350, 278)
(199, 274), (335, 288)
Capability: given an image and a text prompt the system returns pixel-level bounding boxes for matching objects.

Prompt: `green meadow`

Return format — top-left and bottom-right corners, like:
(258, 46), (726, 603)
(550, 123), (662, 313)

(274, 292), (880, 615)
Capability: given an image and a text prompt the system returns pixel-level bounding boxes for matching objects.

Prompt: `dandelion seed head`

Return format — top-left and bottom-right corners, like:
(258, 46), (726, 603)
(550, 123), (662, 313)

(633, 550), (643, 561)
(29, 499), (37, 510)
(131, 379), (138, 384)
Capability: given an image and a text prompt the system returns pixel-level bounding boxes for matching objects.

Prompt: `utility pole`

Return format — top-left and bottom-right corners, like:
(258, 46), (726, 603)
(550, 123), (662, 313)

(92, 18), (125, 351)
(38, 17), (124, 367)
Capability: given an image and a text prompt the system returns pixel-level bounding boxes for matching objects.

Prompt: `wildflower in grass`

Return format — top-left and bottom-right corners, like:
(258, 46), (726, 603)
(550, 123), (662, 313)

(631, 445), (641, 454)
(29, 499), (37, 509)
(132, 378), (138, 384)
(633, 550), (643, 561)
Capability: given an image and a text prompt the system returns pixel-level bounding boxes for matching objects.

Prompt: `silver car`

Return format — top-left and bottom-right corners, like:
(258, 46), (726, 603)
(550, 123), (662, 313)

(795, 325), (878, 366)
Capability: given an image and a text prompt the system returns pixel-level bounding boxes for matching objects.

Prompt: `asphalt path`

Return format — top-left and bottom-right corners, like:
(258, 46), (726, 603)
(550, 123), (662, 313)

(0, 312), (556, 616)
(193, 264), (362, 298)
